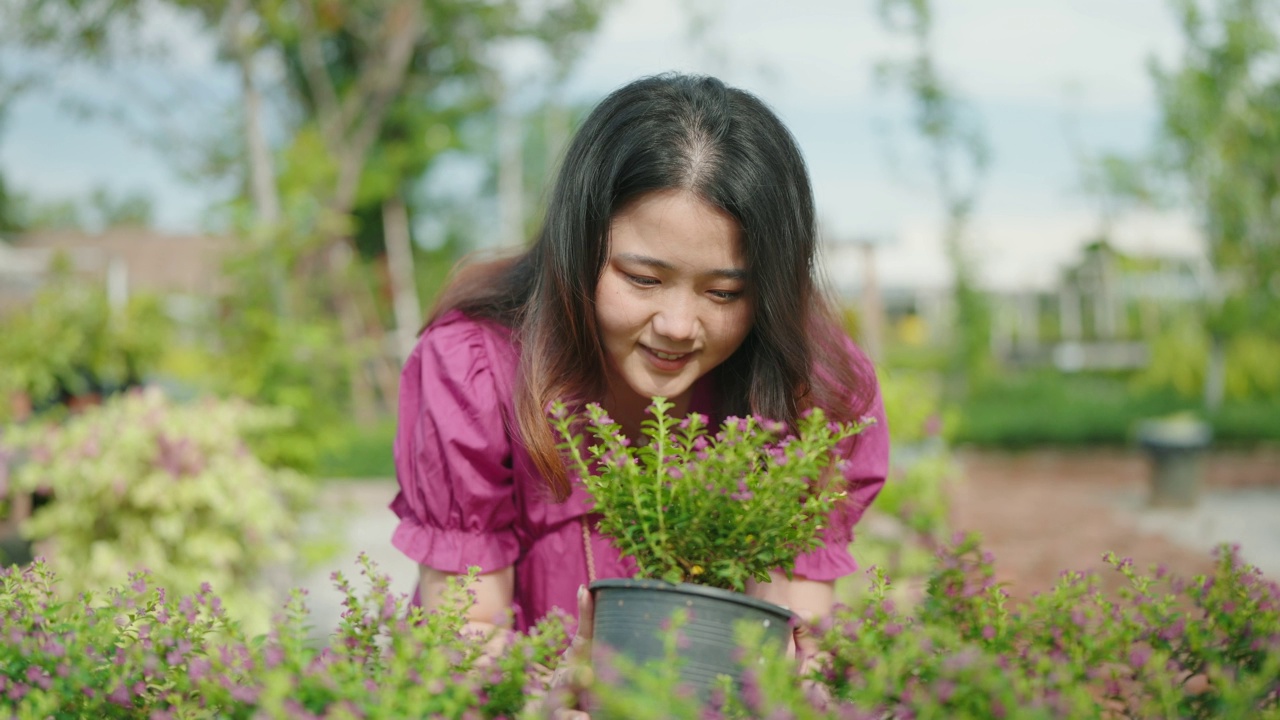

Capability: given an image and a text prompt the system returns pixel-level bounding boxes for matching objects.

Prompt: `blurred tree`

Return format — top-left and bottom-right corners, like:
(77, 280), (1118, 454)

(87, 186), (154, 229)
(0, 183), (153, 232)
(1151, 0), (1280, 409)
(0, 44), (38, 236)
(2, 0), (612, 426)
(0, 173), (26, 235)
(874, 0), (992, 392)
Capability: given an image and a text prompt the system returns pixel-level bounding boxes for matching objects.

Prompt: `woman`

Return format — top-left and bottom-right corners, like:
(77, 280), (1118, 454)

(390, 73), (889, 657)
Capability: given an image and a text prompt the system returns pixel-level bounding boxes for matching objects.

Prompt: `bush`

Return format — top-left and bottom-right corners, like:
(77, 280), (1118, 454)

(0, 264), (170, 423)
(2, 388), (312, 632)
(4, 538), (1274, 718)
(954, 371), (1280, 447)
(314, 418), (397, 479)
(0, 557), (567, 718)
(585, 537), (1280, 719)
(848, 369), (957, 589)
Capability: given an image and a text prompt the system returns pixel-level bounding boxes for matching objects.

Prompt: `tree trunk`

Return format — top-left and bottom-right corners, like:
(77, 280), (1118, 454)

(382, 194), (421, 361)
(1204, 335), (1225, 413)
(226, 0), (286, 315)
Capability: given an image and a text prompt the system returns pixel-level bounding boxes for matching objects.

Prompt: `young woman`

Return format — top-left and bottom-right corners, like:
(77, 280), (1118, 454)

(390, 73), (889, 649)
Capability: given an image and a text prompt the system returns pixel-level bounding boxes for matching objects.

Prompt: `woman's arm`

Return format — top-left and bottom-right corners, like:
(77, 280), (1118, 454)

(747, 572), (835, 663)
(420, 564), (515, 654)
(747, 571), (834, 622)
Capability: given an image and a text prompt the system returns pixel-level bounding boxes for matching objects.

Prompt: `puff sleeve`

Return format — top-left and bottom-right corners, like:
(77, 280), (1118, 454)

(792, 367), (890, 581)
(389, 317), (521, 574)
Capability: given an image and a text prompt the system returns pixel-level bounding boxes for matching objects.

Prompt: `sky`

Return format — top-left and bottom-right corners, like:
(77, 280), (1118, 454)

(0, 0), (1202, 293)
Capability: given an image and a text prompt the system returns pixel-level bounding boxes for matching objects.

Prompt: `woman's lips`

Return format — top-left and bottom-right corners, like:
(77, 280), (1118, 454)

(641, 345), (694, 372)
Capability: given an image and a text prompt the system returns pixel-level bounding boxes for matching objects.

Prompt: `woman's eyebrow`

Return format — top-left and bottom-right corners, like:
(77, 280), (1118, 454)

(613, 252), (747, 281)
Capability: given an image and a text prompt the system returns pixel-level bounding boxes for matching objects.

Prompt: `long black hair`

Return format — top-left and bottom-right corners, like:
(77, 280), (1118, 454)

(430, 73), (874, 499)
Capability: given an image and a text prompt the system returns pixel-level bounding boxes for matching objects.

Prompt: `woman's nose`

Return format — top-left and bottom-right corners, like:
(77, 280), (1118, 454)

(651, 297), (698, 342)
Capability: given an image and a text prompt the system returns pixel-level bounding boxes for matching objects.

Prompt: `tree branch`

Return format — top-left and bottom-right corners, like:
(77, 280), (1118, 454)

(332, 0), (423, 212)
(294, 0), (343, 148)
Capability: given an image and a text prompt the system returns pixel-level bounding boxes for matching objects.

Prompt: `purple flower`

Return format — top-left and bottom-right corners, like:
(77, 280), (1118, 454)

(108, 683), (131, 707)
(25, 666), (51, 690)
(189, 657), (211, 681)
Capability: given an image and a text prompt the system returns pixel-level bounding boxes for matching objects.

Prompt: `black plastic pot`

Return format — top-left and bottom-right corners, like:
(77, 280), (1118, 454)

(589, 578), (793, 699)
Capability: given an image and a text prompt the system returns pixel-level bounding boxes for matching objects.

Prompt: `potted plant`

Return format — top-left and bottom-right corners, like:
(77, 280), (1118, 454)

(550, 397), (873, 697)
(1135, 411), (1212, 507)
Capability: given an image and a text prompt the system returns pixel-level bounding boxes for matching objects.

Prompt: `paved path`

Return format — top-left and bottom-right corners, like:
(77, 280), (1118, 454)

(952, 450), (1280, 596)
(293, 480), (414, 639)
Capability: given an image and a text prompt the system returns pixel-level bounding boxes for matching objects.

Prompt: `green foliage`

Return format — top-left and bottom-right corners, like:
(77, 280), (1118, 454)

(1137, 314), (1280, 402)
(1135, 313), (1212, 398)
(3, 534), (1278, 717)
(874, 0), (993, 390)
(854, 369), (955, 584)
(0, 556), (570, 718)
(879, 369), (951, 446)
(314, 418), (398, 479)
(581, 536), (1280, 718)
(213, 305), (351, 472)
(1152, 0), (1280, 338)
(955, 370), (1280, 447)
(3, 388), (312, 633)
(551, 397), (873, 592)
(958, 372), (1183, 447)
(0, 264), (170, 422)
(818, 537), (1280, 718)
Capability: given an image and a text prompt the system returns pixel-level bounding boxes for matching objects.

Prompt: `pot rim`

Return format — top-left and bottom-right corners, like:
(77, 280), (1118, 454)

(588, 578), (795, 620)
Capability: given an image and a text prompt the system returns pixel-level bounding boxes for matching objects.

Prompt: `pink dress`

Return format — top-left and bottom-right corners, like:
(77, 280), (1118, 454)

(390, 310), (890, 633)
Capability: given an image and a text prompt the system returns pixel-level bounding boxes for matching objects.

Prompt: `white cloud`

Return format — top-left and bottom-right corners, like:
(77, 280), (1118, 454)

(933, 0), (1184, 110)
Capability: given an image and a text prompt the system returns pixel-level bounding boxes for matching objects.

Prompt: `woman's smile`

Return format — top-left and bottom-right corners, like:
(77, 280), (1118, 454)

(594, 188), (754, 414)
(641, 344), (696, 371)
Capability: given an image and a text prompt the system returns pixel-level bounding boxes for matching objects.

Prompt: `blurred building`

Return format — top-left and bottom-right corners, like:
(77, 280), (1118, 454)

(824, 234), (1211, 371)
(0, 227), (234, 326)
(990, 241), (1213, 371)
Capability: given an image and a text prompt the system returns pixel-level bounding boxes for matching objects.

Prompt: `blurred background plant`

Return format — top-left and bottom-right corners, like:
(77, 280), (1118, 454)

(0, 254), (170, 424)
(2, 388), (311, 633)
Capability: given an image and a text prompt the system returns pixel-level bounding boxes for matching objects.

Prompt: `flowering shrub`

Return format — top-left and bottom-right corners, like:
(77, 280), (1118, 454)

(811, 536), (1280, 718)
(550, 397), (873, 592)
(1, 539), (1276, 717)
(2, 388), (311, 632)
(0, 555), (568, 718)
(580, 537), (1280, 719)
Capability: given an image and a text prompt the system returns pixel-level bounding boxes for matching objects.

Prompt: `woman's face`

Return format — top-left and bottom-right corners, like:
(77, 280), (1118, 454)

(595, 189), (754, 413)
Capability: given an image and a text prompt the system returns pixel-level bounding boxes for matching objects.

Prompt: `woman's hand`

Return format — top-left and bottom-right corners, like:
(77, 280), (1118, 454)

(747, 572), (836, 708)
(547, 585), (595, 719)
(793, 619), (834, 709)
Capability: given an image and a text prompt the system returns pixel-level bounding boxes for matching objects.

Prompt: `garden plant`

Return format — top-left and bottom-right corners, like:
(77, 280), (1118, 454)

(0, 538), (1276, 717)
(1, 388), (312, 632)
(548, 396), (874, 592)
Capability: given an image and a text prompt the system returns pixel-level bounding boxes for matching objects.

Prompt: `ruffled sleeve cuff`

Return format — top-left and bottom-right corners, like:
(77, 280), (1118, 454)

(391, 514), (520, 575)
(792, 542), (859, 582)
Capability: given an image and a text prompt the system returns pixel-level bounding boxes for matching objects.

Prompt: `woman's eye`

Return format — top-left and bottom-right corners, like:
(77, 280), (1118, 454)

(626, 273), (659, 287)
(708, 290), (743, 301)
